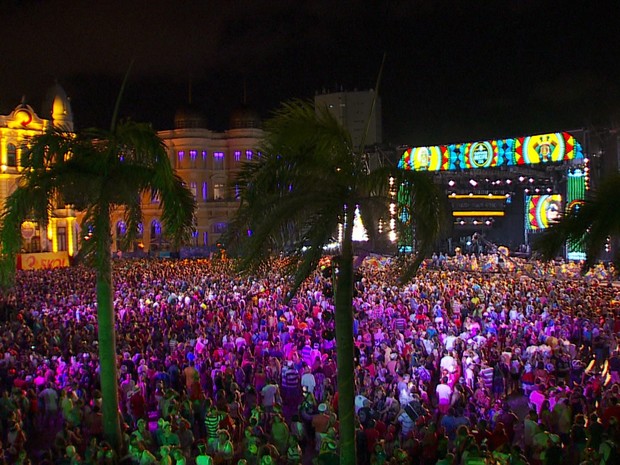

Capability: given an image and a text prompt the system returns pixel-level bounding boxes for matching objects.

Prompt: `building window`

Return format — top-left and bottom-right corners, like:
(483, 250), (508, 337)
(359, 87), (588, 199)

(177, 150), (185, 163)
(212, 222), (228, 234)
(213, 183), (225, 200)
(151, 191), (159, 203)
(116, 221), (127, 251)
(151, 219), (162, 238)
(213, 152), (224, 170)
(202, 150), (207, 160)
(20, 143), (28, 166)
(190, 182), (197, 199)
(190, 150), (197, 167)
(235, 184), (240, 199)
(246, 150), (253, 160)
(202, 182), (208, 201)
(57, 226), (67, 252)
(7, 144), (17, 167)
(203, 231), (209, 246)
(234, 151), (241, 162)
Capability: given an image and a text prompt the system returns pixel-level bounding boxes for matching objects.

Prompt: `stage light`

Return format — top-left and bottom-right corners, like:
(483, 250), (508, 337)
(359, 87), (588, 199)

(518, 176), (525, 182)
(469, 179), (478, 187)
(448, 180), (456, 187)
(524, 188), (529, 193)
(506, 179), (512, 185)
(529, 178), (534, 183)
(485, 220), (491, 225)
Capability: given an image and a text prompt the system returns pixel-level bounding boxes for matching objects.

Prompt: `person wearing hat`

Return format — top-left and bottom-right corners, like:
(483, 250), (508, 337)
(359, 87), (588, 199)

(312, 403), (330, 452)
(132, 418), (155, 451)
(159, 419), (180, 447)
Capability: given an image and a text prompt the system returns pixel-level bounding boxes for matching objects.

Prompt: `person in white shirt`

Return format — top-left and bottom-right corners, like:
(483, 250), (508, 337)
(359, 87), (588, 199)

(301, 366), (316, 396)
(435, 377), (453, 415)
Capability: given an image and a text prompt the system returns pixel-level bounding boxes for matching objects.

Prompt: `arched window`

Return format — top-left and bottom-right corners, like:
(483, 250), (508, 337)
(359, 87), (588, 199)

(116, 220), (127, 251)
(7, 144), (17, 167)
(150, 219), (162, 239)
(150, 219), (169, 251)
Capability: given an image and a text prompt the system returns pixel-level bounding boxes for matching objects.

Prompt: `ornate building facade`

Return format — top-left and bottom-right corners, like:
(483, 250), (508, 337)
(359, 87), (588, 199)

(1, 84), (263, 264)
(0, 84), (79, 264)
(111, 104), (263, 254)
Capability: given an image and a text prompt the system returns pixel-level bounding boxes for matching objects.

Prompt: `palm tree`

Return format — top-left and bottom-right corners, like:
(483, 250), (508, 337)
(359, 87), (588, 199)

(226, 99), (445, 465)
(533, 172), (620, 271)
(0, 110), (195, 450)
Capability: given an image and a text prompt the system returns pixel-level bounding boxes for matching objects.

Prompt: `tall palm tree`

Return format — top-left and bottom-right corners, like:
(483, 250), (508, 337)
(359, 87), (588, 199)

(226, 99), (445, 465)
(533, 172), (620, 271)
(0, 118), (195, 450)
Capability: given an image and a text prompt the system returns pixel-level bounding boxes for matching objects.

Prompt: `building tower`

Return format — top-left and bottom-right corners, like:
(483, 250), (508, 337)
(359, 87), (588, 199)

(314, 89), (382, 149)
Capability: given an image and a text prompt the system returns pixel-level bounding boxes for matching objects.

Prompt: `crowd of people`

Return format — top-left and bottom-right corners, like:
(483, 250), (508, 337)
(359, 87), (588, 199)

(0, 253), (619, 465)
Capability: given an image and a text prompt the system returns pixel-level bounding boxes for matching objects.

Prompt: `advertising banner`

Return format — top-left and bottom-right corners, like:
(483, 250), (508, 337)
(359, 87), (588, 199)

(18, 252), (70, 270)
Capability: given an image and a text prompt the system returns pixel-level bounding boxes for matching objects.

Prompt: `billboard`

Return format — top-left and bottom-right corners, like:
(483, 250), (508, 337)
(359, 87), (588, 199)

(399, 131), (583, 171)
(525, 195), (562, 231)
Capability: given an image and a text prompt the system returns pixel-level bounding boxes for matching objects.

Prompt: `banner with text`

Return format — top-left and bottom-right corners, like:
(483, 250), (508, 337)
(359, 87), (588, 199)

(18, 252), (70, 270)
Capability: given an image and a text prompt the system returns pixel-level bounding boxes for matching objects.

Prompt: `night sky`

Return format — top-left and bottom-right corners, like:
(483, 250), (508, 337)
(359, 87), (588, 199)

(1, 0), (619, 146)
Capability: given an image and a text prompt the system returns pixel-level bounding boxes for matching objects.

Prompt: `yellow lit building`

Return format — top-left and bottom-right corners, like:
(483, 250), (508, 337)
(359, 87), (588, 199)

(0, 84), (79, 265)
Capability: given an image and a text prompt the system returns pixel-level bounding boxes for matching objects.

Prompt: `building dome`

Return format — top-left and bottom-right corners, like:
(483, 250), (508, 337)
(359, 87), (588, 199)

(174, 105), (207, 129)
(41, 82), (73, 131)
(229, 104), (261, 129)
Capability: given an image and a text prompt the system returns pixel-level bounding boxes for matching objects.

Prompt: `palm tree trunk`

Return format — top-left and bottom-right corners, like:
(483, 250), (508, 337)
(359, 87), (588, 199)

(95, 205), (122, 451)
(335, 206), (357, 465)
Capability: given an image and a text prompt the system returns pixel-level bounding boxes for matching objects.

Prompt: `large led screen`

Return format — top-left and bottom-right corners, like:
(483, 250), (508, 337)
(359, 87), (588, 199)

(398, 132), (583, 171)
(525, 194), (562, 231)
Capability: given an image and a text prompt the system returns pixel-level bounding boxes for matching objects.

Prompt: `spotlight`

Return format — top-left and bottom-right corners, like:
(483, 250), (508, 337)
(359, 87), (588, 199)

(469, 179), (478, 187)
(506, 179), (512, 185)
(524, 188), (529, 193)
(529, 178), (534, 183)
(448, 180), (456, 187)
(518, 176), (525, 182)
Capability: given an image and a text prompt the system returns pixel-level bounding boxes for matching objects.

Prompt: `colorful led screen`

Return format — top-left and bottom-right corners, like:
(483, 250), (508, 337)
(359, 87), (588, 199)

(525, 195), (562, 231)
(398, 132), (583, 171)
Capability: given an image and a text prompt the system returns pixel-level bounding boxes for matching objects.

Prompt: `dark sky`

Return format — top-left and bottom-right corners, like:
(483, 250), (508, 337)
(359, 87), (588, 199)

(1, 0), (619, 145)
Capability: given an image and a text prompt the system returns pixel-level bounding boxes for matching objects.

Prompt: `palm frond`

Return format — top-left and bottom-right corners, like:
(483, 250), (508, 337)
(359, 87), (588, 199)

(534, 173), (620, 270)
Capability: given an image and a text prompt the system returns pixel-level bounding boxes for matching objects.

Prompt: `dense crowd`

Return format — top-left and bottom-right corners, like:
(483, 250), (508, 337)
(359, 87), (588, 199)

(0, 253), (619, 465)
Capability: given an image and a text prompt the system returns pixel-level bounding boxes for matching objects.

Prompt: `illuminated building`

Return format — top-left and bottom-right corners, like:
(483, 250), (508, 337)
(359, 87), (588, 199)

(0, 84), (78, 264)
(2, 84), (263, 260)
(111, 104), (264, 253)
